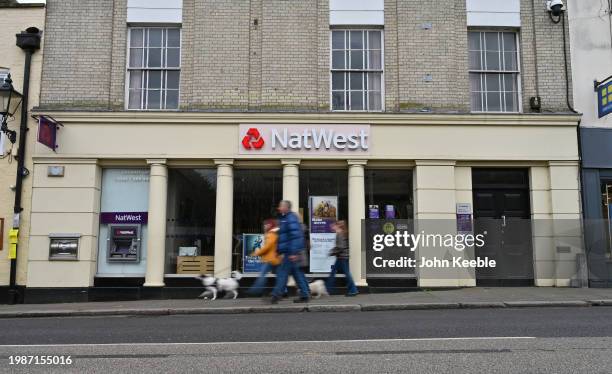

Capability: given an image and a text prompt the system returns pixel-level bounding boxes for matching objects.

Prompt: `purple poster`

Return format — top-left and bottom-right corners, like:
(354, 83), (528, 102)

(385, 205), (395, 219)
(101, 212), (148, 224)
(369, 205), (380, 219)
(309, 196), (338, 272)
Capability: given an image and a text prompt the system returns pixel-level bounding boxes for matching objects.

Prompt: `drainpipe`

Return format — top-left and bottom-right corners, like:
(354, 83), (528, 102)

(7, 27), (41, 305)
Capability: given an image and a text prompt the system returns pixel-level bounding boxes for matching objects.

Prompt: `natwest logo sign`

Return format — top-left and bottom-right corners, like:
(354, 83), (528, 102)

(239, 124), (370, 155)
(242, 128), (265, 150)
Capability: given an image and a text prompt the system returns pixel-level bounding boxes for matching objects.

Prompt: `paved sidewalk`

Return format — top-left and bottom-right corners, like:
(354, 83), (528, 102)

(1, 287), (612, 318)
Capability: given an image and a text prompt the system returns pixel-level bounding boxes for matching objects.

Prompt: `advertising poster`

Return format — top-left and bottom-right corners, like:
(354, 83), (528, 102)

(309, 196), (338, 273)
(369, 205), (380, 219)
(242, 233), (265, 273)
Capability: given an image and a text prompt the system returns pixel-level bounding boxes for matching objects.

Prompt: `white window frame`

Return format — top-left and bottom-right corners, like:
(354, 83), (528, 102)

(125, 27), (182, 111)
(330, 28), (385, 112)
(468, 29), (522, 114)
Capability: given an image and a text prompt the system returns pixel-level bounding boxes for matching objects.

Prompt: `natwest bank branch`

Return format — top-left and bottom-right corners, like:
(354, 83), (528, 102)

(25, 112), (581, 302)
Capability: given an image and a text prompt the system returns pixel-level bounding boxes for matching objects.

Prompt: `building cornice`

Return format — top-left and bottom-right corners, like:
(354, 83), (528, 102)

(31, 111), (581, 127)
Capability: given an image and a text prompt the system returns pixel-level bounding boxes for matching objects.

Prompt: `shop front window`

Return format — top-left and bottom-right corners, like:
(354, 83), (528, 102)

(233, 169), (283, 273)
(602, 181), (612, 257)
(165, 169), (217, 275)
(300, 169), (348, 273)
(365, 169), (413, 219)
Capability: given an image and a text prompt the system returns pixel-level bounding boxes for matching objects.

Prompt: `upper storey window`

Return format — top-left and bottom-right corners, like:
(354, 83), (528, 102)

(127, 27), (181, 110)
(331, 30), (384, 112)
(469, 31), (520, 113)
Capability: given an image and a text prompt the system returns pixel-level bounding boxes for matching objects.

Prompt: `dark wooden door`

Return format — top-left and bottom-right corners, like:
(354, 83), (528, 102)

(472, 169), (533, 286)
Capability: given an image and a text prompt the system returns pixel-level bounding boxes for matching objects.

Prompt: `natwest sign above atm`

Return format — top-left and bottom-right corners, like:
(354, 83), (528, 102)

(239, 124), (370, 155)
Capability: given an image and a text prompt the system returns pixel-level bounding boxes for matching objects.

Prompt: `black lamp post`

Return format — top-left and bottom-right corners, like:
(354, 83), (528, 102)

(6, 27), (41, 305)
(0, 74), (22, 144)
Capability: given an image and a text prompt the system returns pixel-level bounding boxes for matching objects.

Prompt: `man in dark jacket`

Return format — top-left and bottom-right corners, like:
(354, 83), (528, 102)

(270, 200), (310, 303)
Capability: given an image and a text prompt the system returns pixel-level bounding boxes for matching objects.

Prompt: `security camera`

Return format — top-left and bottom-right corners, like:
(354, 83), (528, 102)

(546, 0), (565, 17)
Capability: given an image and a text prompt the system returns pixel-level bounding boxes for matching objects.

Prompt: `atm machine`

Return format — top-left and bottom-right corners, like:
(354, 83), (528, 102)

(107, 224), (141, 262)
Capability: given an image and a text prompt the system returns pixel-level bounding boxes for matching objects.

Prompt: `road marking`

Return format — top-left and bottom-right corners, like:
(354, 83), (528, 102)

(0, 337), (536, 348)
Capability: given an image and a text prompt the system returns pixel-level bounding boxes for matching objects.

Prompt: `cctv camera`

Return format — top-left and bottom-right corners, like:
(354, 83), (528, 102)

(547, 0), (564, 17)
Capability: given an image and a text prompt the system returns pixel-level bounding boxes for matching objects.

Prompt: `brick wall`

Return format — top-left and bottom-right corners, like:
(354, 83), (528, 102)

(40, 0), (114, 110)
(38, 0), (573, 114)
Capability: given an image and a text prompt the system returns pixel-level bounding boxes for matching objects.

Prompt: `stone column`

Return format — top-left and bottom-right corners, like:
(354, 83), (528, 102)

(282, 159), (300, 213)
(413, 160), (457, 287)
(144, 160), (168, 287)
(214, 159), (234, 278)
(348, 160), (367, 286)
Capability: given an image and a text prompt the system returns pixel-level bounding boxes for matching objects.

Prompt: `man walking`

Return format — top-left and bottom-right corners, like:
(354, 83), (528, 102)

(270, 200), (310, 304)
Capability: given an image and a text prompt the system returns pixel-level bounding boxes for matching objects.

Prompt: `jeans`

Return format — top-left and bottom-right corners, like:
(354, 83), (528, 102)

(326, 258), (358, 295)
(247, 262), (275, 296)
(272, 256), (310, 298)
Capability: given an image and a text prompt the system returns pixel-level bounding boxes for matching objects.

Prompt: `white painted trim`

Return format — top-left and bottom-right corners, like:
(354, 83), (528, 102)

(330, 10), (384, 26)
(330, 0), (384, 11)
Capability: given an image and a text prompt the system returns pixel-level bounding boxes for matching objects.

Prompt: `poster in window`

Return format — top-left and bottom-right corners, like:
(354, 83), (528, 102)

(309, 196), (338, 273)
(243, 233), (265, 273)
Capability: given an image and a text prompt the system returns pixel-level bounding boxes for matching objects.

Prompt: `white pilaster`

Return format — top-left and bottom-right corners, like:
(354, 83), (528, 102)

(348, 160), (367, 286)
(282, 159), (300, 212)
(214, 159), (234, 278)
(144, 160), (168, 287)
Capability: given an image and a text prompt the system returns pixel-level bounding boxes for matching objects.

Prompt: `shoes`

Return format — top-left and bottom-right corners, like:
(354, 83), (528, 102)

(345, 292), (358, 297)
(270, 295), (280, 304)
(293, 297), (310, 303)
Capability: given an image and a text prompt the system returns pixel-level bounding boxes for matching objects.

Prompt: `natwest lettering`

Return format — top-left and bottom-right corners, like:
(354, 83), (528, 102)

(271, 128), (368, 151)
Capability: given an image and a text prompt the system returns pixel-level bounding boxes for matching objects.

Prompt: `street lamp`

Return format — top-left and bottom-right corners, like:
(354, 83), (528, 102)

(0, 74), (23, 144)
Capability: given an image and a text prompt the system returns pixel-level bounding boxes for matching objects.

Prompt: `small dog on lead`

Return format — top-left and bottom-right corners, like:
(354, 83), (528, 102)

(309, 280), (329, 299)
(197, 271), (242, 300)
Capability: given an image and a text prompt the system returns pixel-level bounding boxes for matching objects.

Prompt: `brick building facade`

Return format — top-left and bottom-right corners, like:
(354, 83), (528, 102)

(11, 0), (586, 303)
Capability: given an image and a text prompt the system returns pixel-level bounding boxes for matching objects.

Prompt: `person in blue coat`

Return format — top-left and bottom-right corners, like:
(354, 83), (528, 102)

(270, 200), (310, 303)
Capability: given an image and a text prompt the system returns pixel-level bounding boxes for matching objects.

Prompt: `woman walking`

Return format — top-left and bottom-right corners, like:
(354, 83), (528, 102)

(326, 220), (358, 297)
(247, 219), (281, 296)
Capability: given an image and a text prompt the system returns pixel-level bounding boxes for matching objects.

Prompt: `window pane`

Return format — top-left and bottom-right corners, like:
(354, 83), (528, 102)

(128, 89), (142, 109)
(368, 31), (381, 49)
(504, 51), (517, 71)
(471, 91), (483, 112)
(332, 91), (345, 110)
(148, 48), (162, 68)
(167, 71), (180, 90)
(350, 91), (364, 110)
(147, 90), (161, 109)
(368, 91), (382, 111)
(485, 73), (501, 92)
(332, 72), (344, 90)
(469, 50), (481, 70)
(129, 48), (143, 68)
(148, 71), (162, 89)
(332, 51), (345, 69)
(350, 31), (363, 49)
(332, 31), (345, 49)
(350, 72), (363, 90)
(468, 32), (481, 51)
(469, 73), (481, 92)
(368, 73), (382, 91)
(167, 29), (181, 48)
(485, 51), (500, 70)
(503, 32), (516, 51)
(350, 51), (363, 69)
(485, 32), (499, 51)
(167, 48), (180, 68)
(166, 90), (179, 109)
(486, 92), (501, 112)
(503, 73), (517, 92)
(129, 70), (143, 89)
(148, 29), (163, 47)
(130, 29), (144, 47)
(368, 50), (382, 70)
(504, 91), (518, 112)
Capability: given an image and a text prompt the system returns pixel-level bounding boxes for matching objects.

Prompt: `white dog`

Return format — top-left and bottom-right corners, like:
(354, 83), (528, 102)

(198, 271), (242, 300)
(309, 280), (329, 299)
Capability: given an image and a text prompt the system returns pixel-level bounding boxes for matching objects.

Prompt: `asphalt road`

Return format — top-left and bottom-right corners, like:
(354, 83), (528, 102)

(0, 308), (611, 373)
